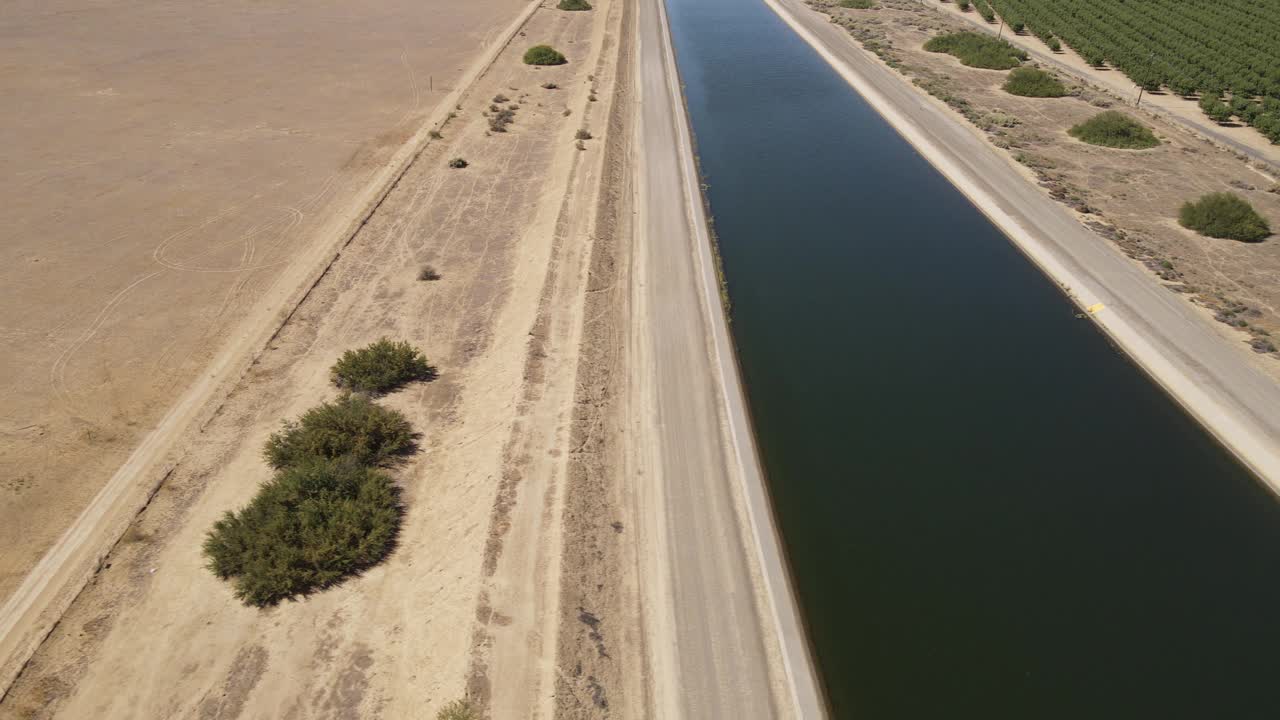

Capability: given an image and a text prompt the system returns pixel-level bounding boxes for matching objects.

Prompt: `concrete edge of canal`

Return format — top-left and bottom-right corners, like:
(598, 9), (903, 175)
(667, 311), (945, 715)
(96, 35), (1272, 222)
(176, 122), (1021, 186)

(651, 0), (831, 715)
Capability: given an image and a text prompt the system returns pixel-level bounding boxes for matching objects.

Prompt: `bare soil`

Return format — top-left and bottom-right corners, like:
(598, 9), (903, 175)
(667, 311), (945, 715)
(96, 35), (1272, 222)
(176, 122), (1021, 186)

(814, 0), (1280, 369)
(0, 0), (528, 602)
(0, 0), (633, 716)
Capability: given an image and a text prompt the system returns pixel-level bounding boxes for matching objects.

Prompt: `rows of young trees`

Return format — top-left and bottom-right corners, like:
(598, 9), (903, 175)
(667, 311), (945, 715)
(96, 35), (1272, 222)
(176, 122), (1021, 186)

(977, 0), (1280, 143)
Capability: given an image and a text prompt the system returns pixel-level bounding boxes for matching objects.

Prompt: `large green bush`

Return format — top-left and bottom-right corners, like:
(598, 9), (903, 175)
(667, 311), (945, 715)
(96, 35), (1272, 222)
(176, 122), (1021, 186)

(203, 457), (402, 606)
(1068, 111), (1160, 149)
(1002, 66), (1066, 97)
(264, 394), (416, 469)
(331, 338), (434, 394)
(924, 31), (1026, 70)
(1178, 192), (1271, 242)
(556, 0), (592, 9)
(523, 45), (567, 66)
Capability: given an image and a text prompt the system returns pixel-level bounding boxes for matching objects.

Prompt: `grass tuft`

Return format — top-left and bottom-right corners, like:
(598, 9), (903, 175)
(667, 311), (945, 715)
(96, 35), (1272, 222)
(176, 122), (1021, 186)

(331, 338), (435, 394)
(203, 456), (401, 607)
(1002, 66), (1066, 97)
(264, 394), (417, 470)
(556, 0), (592, 9)
(523, 45), (567, 66)
(924, 31), (1026, 70)
(1068, 111), (1160, 149)
(1178, 192), (1271, 242)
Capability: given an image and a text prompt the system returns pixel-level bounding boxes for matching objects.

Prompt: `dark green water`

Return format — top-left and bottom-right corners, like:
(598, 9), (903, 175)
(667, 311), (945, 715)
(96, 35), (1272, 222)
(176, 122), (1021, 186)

(663, 0), (1280, 717)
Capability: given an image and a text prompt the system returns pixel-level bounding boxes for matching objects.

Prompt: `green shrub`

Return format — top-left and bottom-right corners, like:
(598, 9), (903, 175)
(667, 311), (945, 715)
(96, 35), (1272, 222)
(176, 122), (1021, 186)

(957, 0), (971, 10)
(523, 45), (567, 66)
(1068, 111), (1160, 149)
(1002, 67), (1066, 97)
(978, 2), (995, 22)
(1178, 192), (1271, 242)
(1199, 94), (1233, 123)
(449, 157), (468, 169)
(838, 0), (874, 7)
(1045, 36), (1061, 52)
(557, 0), (592, 9)
(924, 32), (1026, 70)
(331, 338), (434, 394)
(264, 394), (416, 469)
(436, 700), (479, 720)
(203, 457), (402, 606)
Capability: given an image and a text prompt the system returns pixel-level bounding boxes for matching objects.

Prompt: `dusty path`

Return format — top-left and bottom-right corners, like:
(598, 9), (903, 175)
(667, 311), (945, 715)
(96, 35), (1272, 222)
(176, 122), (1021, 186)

(0, 0), (616, 716)
(628, 0), (826, 716)
(766, 0), (1280, 486)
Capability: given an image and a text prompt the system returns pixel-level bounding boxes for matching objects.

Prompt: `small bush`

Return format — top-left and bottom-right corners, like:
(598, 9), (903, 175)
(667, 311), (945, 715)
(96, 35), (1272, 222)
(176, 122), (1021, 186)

(1046, 36), (1061, 52)
(838, 0), (874, 8)
(542, 81), (559, 89)
(203, 457), (402, 607)
(418, 265), (441, 281)
(264, 394), (416, 469)
(449, 157), (468, 169)
(1002, 66), (1066, 97)
(493, 93), (509, 103)
(1068, 111), (1160, 149)
(924, 32), (1026, 70)
(978, 2), (995, 22)
(557, 0), (592, 9)
(957, 0), (971, 10)
(575, 128), (592, 140)
(1199, 94), (1233, 123)
(332, 338), (435, 394)
(428, 130), (443, 139)
(1178, 192), (1271, 242)
(523, 45), (567, 66)
(489, 108), (517, 132)
(436, 700), (479, 720)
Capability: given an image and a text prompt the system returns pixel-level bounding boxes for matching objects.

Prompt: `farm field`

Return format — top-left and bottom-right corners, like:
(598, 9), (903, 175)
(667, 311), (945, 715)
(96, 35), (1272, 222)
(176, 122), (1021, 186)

(976, 0), (1280, 142)
(0, 0), (527, 603)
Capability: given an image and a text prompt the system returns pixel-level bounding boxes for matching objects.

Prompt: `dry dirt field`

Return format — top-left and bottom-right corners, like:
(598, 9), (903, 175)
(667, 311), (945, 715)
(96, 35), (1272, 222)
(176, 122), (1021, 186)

(0, 0), (529, 602)
(0, 0), (634, 716)
(813, 0), (1280, 375)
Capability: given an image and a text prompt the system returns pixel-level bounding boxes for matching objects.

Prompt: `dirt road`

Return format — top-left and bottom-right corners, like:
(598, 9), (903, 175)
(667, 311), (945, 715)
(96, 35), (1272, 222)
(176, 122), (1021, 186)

(629, 0), (826, 716)
(766, 0), (1280, 486)
(0, 0), (618, 714)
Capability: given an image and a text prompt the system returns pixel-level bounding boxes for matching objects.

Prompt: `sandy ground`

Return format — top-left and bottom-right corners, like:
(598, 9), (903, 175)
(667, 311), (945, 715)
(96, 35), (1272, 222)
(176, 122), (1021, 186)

(923, 0), (1280, 170)
(0, 0), (630, 716)
(0, 0), (529, 605)
(768, 0), (1280, 485)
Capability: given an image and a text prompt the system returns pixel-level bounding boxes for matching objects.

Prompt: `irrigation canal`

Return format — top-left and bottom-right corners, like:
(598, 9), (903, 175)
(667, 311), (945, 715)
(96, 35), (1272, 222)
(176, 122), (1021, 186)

(662, 0), (1280, 716)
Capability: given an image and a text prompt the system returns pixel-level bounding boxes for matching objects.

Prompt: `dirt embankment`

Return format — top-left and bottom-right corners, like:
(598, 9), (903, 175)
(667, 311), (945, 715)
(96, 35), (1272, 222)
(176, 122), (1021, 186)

(0, 0), (634, 717)
(812, 0), (1280, 374)
(0, 0), (527, 605)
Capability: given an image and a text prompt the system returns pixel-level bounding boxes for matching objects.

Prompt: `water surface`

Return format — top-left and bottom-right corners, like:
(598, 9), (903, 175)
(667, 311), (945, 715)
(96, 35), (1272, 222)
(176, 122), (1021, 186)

(662, 0), (1280, 717)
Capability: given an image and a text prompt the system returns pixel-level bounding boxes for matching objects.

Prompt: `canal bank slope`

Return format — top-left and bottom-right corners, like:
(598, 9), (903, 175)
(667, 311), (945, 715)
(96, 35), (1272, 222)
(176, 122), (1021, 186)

(630, 0), (826, 715)
(765, 0), (1280, 489)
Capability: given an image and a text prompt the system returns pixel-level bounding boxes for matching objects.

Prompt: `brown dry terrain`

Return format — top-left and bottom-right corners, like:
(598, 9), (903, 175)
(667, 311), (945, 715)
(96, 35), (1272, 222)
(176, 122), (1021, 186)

(813, 0), (1280, 371)
(0, 0), (637, 717)
(0, 0), (527, 601)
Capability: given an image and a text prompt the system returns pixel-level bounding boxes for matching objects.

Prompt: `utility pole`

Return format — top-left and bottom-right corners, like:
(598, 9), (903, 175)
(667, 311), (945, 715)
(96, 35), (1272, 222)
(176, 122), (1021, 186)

(997, 17), (1005, 39)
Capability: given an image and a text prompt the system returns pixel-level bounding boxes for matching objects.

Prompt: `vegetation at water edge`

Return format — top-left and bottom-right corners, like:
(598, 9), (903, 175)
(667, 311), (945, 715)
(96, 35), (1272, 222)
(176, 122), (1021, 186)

(923, 32), (1026, 70)
(1178, 192), (1271, 242)
(1068, 111), (1160, 149)
(523, 45), (567, 66)
(203, 457), (402, 606)
(1002, 66), (1066, 97)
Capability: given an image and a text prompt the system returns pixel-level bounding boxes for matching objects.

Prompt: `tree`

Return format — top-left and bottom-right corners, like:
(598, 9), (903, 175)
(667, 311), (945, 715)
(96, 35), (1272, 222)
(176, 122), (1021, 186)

(1178, 192), (1272, 242)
